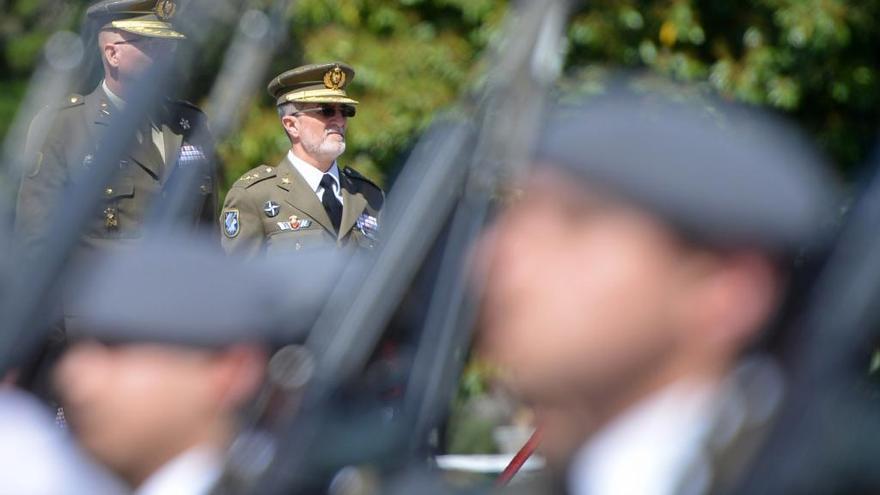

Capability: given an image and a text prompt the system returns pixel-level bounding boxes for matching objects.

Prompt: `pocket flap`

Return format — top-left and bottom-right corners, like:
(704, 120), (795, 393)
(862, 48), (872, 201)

(103, 177), (135, 199)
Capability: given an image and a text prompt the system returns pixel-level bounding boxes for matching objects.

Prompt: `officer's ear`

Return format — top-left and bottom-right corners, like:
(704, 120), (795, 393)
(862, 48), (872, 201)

(210, 344), (268, 410)
(98, 30), (121, 69)
(281, 114), (300, 140)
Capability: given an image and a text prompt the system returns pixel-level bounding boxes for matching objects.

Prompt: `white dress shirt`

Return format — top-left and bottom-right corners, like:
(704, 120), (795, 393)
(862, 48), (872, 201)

(135, 446), (222, 495)
(0, 390), (126, 495)
(102, 80), (166, 164)
(287, 150), (343, 203)
(568, 381), (720, 495)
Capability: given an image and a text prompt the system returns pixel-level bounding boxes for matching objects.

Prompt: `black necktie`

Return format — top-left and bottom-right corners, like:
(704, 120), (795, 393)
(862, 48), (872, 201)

(320, 174), (342, 232)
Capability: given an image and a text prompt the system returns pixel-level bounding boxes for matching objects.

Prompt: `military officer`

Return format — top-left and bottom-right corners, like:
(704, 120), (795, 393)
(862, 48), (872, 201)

(15, 0), (217, 257)
(12, 0), (217, 400)
(220, 62), (383, 257)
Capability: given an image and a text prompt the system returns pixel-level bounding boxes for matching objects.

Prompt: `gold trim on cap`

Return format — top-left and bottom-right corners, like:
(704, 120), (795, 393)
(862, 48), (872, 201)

(110, 19), (185, 39)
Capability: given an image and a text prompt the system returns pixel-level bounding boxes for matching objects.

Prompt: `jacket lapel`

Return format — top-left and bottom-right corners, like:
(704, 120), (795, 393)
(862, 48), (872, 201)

(88, 87), (112, 144)
(161, 122), (183, 180)
(92, 85), (164, 178)
(128, 132), (164, 179)
(339, 174), (367, 240)
(276, 157), (335, 235)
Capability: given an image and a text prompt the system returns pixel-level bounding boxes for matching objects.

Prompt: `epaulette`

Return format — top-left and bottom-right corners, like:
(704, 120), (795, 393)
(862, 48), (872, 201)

(61, 93), (85, 109)
(343, 167), (382, 192)
(343, 167), (384, 208)
(236, 165), (277, 189)
(167, 98), (205, 114)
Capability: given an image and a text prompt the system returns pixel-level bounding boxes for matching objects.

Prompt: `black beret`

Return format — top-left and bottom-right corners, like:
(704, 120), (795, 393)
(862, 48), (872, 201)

(535, 92), (839, 253)
(64, 238), (345, 347)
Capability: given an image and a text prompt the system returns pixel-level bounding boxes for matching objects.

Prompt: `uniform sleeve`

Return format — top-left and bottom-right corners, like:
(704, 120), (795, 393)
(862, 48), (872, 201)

(14, 116), (69, 257)
(195, 121), (221, 240)
(220, 184), (264, 258)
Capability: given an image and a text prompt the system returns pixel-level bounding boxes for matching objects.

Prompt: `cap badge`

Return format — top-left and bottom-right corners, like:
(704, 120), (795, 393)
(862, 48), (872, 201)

(323, 66), (346, 90)
(179, 117), (190, 130)
(154, 0), (177, 21)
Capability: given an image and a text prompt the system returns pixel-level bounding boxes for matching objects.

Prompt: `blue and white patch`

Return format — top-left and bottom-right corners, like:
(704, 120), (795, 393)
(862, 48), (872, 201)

(356, 213), (379, 239)
(223, 209), (240, 238)
(263, 200), (280, 218)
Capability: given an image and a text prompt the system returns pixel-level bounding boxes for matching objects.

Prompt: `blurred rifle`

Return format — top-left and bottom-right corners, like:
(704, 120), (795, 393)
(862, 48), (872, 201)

(0, 0), (275, 376)
(214, 0), (573, 493)
(731, 152), (880, 494)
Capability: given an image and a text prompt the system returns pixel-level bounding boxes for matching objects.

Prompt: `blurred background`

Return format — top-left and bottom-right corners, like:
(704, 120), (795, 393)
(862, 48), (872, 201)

(2, 0), (880, 194)
(3, 0), (880, 466)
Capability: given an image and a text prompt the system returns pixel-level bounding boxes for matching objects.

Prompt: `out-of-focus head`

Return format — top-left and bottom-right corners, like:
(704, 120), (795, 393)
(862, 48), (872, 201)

(52, 240), (339, 486)
(88, 0), (184, 84)
(269, 62), (358, 166)
(476, 89), (837, 461)
(54, 341), (265, 487)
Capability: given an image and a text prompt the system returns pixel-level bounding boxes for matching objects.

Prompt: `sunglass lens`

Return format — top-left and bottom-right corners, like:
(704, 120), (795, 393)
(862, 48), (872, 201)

(317, 105), (356, 118)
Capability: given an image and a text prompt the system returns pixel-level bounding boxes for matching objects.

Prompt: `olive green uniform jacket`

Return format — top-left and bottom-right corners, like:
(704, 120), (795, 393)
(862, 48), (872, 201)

(15, 85), (218, 255)
(14, 86), (218, 340)
(220, 155), (383, 257)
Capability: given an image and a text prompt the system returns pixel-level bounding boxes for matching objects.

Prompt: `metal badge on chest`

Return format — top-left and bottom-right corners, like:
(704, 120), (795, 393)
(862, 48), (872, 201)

(263, 200), (280, 217)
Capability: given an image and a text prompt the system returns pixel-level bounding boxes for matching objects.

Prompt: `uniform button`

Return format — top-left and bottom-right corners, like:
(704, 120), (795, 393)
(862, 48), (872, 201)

(105, 187), (113, 196)
(200, 184), (209, 193)
(265, 167), (272, 173)
(295, 242), (302, 250)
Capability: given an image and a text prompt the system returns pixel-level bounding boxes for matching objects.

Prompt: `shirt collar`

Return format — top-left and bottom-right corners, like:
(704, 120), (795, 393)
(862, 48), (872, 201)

(568, 380), (719, 495)
(286, 150), (340, 193)
(135, 446), (222, 495)
(101, 80), (126, 111)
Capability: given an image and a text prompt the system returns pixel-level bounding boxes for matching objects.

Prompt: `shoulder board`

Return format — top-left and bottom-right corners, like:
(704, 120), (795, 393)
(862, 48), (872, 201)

(343, 167), (382, 192)
(167, 98), (205, 114)
(236, 165), (277, 189)
(61, 93), (85, 109)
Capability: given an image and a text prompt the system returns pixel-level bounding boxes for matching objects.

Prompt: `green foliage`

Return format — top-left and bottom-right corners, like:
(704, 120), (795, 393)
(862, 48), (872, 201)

(1, 0), (879, 186)
(564, 0), (880, 171)
(220, 0), (506, 186)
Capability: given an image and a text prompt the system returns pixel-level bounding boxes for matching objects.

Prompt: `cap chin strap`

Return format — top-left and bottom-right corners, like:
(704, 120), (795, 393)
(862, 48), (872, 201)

(280, 89), (359, 105)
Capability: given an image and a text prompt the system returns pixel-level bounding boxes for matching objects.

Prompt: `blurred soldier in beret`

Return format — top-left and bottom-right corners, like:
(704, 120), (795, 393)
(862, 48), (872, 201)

(220, 62), (383, 257)
(53, 241), (336, 493)
(476, 91), (838, 494)
(13, 0), (218, 398)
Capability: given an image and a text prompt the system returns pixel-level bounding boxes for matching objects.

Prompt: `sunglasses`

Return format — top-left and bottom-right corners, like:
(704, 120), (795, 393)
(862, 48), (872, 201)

(113, 37), (178, 51)
(295, 104), (356, 118)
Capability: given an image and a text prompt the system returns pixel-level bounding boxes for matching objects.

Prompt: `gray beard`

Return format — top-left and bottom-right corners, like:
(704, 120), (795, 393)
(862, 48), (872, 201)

(305, 139), (346, 163)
